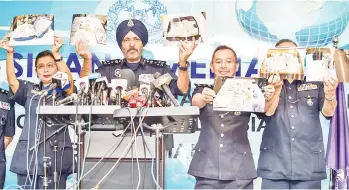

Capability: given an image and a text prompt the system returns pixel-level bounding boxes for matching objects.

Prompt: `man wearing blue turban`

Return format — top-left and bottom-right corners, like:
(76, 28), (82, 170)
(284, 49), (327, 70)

(79, 18), (196, 96)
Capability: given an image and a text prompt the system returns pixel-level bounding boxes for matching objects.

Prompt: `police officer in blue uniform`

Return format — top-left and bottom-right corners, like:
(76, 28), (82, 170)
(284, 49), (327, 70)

(2, 37), (75, 189)
(188, 45), (276, 189)
(79, 18), (195, 96)
(257, 39), (339, 189)
(0, 88), (15, 189)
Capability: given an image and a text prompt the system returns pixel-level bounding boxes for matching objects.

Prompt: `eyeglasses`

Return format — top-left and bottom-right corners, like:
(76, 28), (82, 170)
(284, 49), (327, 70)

(36, 63), (56, 71)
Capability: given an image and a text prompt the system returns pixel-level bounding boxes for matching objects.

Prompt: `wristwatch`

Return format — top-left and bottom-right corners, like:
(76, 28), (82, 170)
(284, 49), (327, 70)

(179, 61), (190, 71)
(325, 95), (336, 101)
(55, 56), (63, 62)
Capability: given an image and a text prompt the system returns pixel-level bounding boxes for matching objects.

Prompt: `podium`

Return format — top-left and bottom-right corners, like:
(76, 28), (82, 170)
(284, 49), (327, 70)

(37, 105), (200, 189)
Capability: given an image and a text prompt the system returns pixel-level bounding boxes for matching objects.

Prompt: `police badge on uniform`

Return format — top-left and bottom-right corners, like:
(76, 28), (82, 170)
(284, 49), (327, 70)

(307, 96), (314, 106)
(0, 101), (10, 111)
(115, 69), (121, 78)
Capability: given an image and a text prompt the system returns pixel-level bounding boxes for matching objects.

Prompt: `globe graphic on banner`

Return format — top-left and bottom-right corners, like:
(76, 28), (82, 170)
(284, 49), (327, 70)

(107, 0), (167, 44)
(235, 0), (349, 47)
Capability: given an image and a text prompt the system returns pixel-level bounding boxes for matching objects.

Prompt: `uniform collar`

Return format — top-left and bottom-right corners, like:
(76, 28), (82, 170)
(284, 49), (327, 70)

(121, 57), (146, 68)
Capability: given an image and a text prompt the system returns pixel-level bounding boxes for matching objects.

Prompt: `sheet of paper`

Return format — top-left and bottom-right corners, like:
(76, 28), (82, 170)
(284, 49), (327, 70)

(213, 77), (266, 113)
(8, 14), (54, 46)
(305, 47), (337, 82)
(70, 14), (107, 45)
(258, 47), (306, 81)
(161, 12), (207, 46)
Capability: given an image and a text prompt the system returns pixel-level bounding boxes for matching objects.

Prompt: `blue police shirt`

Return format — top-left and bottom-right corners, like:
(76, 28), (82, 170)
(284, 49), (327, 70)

(188, 84), (257, 180)
(96, 58), (188, 96)
(9, 80), (74, 175)
(257, 80), (328, 181)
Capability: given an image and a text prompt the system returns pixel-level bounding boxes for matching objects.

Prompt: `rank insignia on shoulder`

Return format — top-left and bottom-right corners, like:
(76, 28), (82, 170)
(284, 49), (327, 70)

(234, 111), (241, 116)
(144, 59), (166, 67)
(101, 59), (123, 65)
(0, 101), (10, 110)
(297, 83), (318, 91)
(0, 89), (9, 95)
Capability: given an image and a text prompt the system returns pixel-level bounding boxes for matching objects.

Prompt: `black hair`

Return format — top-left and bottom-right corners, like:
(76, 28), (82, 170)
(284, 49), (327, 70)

(211, 45), (238, 63)
(35, 50), (55, 69)
(275, 39), (298, 47)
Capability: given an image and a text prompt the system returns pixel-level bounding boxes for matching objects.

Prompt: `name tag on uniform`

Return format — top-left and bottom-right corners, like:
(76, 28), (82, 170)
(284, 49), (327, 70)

(297, 83), (318, 91)
(0, 101), (10, 110)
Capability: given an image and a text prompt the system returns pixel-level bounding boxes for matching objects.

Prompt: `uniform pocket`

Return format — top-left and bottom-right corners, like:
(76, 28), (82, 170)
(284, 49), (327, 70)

(308, 141), (326, 173)
(233, 143), (255, 174)
(258, 140), (281, 172)
(0, 109), (8, 127)
(298, 90), (319, 114)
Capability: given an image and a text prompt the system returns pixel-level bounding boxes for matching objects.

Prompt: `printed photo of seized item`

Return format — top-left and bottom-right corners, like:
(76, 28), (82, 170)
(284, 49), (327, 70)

(260, 48), (305, 81)
(334, 48), (349, 82)
(165, 16), (201, 41)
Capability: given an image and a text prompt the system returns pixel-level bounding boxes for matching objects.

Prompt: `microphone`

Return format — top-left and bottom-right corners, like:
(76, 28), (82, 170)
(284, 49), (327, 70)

(78, 76), (90, 96)
(52, 71), (70, 90)
(40, 71), (71, 97)
(152, 72), (179, 107)
(139, 74), (154, 97)
(119, 69), (136, 88)
(55, 93), (78, 106)
(109, 79), (127, 105)
(95, 76), (109, 105)
(108, 69), (136, 105)
(88, 73), (102, 105)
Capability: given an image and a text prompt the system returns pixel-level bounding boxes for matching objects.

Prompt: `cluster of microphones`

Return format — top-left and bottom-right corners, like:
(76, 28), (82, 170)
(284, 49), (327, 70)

(35, 69), (180, 108)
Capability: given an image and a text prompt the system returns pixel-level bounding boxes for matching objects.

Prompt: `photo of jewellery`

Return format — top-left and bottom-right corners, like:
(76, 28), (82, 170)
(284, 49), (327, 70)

(70, 14), (107, 45)
(8, 14), (54, 45)
(305, 47), (337, 82)
(161, 12), (207, 45)
(259, 48), (305, 80)
(334, 48), (349, 82)
(213, 77), (266, 113)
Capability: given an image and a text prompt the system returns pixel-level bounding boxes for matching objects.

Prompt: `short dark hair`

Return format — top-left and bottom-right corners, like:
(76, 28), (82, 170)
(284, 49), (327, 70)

(35, 50), (55, 68)
(275, 39), (298, 47)
(211, 45), (238, 63)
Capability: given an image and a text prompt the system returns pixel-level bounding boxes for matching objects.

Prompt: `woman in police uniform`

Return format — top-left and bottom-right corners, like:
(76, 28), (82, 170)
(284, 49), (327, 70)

(2, 37), (75, 189)
(188, 45), (276, 189)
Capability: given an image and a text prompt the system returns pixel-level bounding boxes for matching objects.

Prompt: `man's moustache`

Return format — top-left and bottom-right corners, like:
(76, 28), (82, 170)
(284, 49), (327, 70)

(128, 48), (138, 53)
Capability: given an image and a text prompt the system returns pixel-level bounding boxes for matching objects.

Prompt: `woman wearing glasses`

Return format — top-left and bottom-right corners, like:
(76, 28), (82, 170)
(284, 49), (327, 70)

(1, 37), (89, 189)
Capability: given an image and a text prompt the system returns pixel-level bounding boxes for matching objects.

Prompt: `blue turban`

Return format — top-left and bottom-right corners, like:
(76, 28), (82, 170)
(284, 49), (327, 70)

(116, 19), (148, 48)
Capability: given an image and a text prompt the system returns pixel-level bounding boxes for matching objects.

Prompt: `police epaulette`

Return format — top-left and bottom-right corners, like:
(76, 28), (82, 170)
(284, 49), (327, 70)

(100, 59), (123, 67)
(194, 83), (213, 89)
(144, 59), (166, 67)
(0, 88), (9, 95)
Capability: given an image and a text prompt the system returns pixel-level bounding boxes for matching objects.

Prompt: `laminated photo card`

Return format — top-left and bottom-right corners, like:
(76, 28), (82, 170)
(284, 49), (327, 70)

(8, 14), (54, 46)
(70, 14), (107, 45)
(161, 12), (207, 46)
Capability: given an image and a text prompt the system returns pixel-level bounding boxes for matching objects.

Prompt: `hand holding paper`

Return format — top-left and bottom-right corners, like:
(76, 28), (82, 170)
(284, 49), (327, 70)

(201, 87), (216, 104)
(0, 40), (14, 53)
(178, 37), (197, 63)
(76, 40), (92, 60)
(52, 36), (63, 55)
(324, 75), (338, 98)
